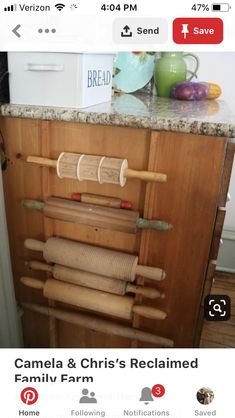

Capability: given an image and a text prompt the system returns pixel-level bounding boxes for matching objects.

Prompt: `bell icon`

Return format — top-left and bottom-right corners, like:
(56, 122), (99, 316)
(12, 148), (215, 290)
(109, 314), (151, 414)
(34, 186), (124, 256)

(139, 387), (154, 405)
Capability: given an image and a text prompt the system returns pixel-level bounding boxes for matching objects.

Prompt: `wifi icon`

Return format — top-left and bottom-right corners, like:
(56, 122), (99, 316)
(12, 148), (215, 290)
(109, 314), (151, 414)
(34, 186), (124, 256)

(55, 3), (65, 11)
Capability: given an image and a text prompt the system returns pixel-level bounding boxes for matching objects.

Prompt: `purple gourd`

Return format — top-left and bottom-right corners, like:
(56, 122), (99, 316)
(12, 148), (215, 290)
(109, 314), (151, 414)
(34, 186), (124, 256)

(171, 81), (221, 101)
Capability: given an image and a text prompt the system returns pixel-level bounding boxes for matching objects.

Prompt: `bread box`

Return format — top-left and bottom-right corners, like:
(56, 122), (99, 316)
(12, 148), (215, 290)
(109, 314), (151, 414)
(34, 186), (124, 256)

(8, 52), (114, 108)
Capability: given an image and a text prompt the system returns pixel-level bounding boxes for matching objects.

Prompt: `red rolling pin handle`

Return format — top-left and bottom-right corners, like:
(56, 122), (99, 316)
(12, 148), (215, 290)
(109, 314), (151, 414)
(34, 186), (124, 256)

(71, 192), (132, 209)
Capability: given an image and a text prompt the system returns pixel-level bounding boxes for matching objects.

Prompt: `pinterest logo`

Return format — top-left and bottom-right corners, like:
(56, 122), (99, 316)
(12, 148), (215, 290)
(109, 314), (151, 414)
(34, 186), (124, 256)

(20, 387), (39, 405)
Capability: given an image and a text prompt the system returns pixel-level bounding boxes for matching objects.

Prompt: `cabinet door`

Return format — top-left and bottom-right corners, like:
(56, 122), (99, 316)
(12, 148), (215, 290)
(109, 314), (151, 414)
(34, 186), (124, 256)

(1, 117), (228, 348)
(1, 117), (152, 348)
(134, 130), (227, 347)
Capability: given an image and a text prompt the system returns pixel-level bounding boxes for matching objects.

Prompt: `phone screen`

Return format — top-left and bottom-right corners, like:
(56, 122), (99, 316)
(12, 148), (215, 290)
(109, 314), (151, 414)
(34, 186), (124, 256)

(0, 1), (234, 417)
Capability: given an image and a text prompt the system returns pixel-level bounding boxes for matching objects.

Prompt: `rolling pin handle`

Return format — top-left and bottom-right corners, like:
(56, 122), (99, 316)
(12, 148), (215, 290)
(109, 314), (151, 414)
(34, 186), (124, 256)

(124, 168), (167, 183)
(126, 284), (162, 299)
(27, 260), (53, 273)
(135, 265), (166, 281)
(71, 193), (81, 202)
(20, 276), (45, 290)
(120, 201), (132, 209)
(24, 238), (45, 252)
(21, 199), (44, 211)
(137, 218), (173, 231)
(133, 305), (167, 320)
(27, 155), (57, 168)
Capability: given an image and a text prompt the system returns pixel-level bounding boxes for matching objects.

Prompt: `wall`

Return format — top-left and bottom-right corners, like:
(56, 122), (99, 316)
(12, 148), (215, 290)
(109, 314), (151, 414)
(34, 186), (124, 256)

(196, 52), (235, 231)
(194, 52), (235, 271)
(0, 169), (22, 347)
(196, 52), (235, 114)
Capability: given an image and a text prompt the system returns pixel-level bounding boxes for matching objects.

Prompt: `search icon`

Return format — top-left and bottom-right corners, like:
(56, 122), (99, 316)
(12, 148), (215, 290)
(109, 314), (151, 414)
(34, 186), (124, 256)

(213, 303), (222, 313)
(204, 295), (231, 321)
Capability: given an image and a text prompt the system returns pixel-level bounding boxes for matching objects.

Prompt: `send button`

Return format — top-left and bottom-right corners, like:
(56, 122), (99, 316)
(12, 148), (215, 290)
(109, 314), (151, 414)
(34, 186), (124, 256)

(113, 18), (168, 44)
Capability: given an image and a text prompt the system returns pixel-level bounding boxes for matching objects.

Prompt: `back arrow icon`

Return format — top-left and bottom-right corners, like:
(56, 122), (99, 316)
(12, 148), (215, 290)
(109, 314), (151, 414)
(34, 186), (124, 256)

(12, 24), (21, 38)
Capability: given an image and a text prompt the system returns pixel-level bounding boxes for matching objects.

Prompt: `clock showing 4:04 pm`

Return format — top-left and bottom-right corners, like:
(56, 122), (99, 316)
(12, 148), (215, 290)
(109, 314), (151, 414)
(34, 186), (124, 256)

(100, 3), (138, 12)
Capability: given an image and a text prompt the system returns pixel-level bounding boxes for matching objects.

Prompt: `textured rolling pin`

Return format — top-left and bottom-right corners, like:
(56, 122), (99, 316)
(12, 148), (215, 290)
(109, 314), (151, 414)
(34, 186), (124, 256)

(22, 303), (174, 347)
(22, 197), (172, 233)
(71, 192), (132, 209)
(21, 277), (167, 321)
(24, 237), (166, 282)
(26, 152), (167, 186)
(26, 260), (165, 299)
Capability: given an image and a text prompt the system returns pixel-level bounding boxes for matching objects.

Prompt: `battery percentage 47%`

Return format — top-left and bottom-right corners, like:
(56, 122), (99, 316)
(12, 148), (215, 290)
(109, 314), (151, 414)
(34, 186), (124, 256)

(191, 4), (210, 11)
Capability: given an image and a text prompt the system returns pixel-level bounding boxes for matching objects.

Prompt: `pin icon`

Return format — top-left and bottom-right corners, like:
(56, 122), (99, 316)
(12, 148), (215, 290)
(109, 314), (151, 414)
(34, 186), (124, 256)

(21, 387), (38, 405)
(181, 24), (189, 39)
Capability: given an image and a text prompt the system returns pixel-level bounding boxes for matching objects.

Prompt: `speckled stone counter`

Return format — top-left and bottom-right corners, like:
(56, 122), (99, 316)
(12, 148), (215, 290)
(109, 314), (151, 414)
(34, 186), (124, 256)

(1, 93), (235, 138)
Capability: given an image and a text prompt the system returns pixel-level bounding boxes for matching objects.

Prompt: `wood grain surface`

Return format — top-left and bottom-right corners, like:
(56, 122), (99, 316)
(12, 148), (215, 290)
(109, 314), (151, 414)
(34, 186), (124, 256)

(134, 130), (227, 347)
(0, 116), (230, 347)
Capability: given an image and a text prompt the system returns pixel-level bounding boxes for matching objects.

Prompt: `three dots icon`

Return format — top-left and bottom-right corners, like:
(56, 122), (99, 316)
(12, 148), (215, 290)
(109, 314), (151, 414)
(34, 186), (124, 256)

(38, 28), (56, 34)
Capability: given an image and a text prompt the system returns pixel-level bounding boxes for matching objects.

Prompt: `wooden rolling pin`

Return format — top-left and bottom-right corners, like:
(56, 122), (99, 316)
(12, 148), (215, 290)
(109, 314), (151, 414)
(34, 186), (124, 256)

(21, 277), (167, 321)
(71, 192), (132, 209)
(26, 153), (167, 186)
(24, 237), (166, 282)
(22, 197), (172, 233)
(26, 260), (165, 299)
(22, 302), (174, 347)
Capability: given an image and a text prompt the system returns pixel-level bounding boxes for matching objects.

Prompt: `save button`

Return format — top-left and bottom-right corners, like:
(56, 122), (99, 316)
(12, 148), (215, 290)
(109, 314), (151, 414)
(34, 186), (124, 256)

(173, 18), (223, 44)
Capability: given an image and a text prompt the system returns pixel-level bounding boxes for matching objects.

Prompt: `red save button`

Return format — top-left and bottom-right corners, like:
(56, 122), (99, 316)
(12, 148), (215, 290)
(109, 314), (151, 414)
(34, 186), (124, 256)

(173, 18), (223, 44)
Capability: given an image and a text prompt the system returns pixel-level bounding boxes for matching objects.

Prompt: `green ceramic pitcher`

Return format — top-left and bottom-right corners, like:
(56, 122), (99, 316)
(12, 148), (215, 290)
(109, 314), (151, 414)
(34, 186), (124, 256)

(154, 52), (200, 98)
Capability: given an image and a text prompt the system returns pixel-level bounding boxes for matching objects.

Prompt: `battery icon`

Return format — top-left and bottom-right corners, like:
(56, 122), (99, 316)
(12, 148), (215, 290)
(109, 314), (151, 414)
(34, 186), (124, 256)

(212, 3), (231, 11)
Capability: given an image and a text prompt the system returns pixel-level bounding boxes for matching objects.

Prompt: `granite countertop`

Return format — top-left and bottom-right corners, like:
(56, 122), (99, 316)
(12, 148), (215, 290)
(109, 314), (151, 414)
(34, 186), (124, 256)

(1, 93), (235, 138)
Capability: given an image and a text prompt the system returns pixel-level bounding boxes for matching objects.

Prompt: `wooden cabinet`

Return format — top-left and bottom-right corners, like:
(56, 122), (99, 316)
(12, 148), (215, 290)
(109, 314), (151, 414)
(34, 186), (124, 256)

(0, 116), (233, 348)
